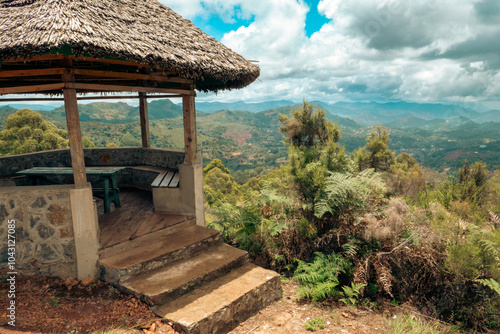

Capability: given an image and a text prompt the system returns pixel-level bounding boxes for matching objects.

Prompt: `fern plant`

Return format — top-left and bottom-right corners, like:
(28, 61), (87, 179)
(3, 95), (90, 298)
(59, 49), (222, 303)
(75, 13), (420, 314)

(476, 278), (500, 297)
(293, 252), (352, 301)
(462, 220), (500, 297)
(339, 282), (367, 307)
(314, 169), (386, 218)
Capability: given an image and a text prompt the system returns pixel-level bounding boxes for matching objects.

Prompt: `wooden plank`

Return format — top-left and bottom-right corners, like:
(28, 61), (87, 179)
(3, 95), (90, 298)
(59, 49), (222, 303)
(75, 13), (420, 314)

(139, 92), (150, 148)
(0, 83), (65, 94)
(2, 54), (67, 63)
(98, 198), (138, 235)
(169, 172), (180, 188)
(159, 171), (175, 187)
(101, 202), (152, 248)
(0, 94), (183, 103)
(129, 212), (166, 239)
(182, 94), (198, 165)
(76, 56), (160, 69)
(66, 82), (195, 95)
(73, 69), (194, 84)
(150, 215), (192, 233)
(0, 68), (65, 78)
(63, 70), (87, 189)
(151, 172), (166, 188)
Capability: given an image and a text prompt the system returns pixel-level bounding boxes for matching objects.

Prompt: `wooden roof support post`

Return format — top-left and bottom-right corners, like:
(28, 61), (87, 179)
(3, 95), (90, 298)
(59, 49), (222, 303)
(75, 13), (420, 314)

(183, 94), (197, 165)
(63, 70), (88, 188)
(139, 92), (150, 148)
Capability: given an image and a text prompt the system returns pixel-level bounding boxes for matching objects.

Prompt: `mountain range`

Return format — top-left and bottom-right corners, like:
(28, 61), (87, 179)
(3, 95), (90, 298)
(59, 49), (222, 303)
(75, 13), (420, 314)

(0, 99), (499, 176)
(194, 100), (500, 126)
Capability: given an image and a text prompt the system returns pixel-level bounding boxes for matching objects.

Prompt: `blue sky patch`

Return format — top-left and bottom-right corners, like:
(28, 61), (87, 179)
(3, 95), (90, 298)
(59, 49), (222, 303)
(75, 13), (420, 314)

(305, 0), (330, 37)
(192, 6), (254, 41)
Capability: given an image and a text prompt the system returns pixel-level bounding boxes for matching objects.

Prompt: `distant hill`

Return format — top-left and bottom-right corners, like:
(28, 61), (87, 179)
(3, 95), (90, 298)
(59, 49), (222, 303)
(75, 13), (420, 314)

(194, 100), (296, 113)
(0, 103), (61, 111)
(313, 101), (496, 125)
(1, 99), (499, 173)
(475, 110), (500, 123)
(185, 99), (500, 126)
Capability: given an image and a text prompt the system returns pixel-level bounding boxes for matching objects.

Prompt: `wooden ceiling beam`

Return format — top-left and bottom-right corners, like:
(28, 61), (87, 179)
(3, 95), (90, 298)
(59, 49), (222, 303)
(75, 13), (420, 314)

(0, 94), (183, 102)
(2, 54), (67, 63)
(0, 83), (65, 94)
(67, 83), (195, 95)
(73, 68), (193, 84)
(0, 68), (65, 78)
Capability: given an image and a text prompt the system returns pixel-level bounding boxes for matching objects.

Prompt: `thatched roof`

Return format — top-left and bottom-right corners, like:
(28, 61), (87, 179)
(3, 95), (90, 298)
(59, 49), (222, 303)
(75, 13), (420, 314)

(0, 0), (259, 92)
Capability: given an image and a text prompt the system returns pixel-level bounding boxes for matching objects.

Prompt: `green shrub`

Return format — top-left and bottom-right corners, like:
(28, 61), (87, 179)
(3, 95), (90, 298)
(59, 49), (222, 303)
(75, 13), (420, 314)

(339, 282), (366, 307)
(293, 252), (352, 301)
(314, 169), (386, 219)
(305, 318), (325, 331)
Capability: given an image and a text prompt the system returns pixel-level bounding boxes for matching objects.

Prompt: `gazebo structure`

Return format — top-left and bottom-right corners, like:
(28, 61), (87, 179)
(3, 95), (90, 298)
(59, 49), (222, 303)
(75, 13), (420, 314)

(0, 1), (281, 332)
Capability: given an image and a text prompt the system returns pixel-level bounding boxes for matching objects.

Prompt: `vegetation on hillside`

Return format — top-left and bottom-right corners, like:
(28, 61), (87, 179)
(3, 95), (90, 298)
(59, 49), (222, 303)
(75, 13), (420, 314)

(1, 103), (499, 331)
(0, 109), (95, 156)
(205, 102), (500, 332)
(2, 101), (499, 177)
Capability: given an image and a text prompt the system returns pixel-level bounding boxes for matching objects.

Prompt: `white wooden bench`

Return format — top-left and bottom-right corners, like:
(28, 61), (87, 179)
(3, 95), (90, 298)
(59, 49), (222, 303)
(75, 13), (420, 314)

(151, 171), (180, 188)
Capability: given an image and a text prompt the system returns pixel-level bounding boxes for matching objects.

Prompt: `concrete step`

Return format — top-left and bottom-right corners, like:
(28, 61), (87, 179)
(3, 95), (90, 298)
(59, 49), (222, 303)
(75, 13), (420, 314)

(120, 243), (249, 304)
(99, 224), (221, 282)
(153, 263), (282, 334)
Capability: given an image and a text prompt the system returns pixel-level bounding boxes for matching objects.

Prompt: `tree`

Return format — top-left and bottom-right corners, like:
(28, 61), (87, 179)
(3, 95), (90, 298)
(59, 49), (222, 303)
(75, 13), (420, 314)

(458, 160), (489, 204)
(203, 158), (230, 175)
(279, 101), (341, 149)
(82, 136), (96, 148)
(119, 132), (141, 146)
(0, 109), (68, 155)
(365, 125), (394, 172)
(203, 159), (241, 206)
(279, 102), (346, 204)
(388, 152), (426, 198)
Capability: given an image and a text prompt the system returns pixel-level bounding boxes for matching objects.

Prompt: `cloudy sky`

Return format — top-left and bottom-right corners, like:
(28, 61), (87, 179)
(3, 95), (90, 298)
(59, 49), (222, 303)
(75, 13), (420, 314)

(162, 0), (500, 107)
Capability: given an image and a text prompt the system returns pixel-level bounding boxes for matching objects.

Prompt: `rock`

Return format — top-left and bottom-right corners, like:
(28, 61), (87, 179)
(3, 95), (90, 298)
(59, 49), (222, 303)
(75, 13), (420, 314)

(64, 277), (78, 287)
(156, 325), (179, 334)
(80, 277), (95, 286)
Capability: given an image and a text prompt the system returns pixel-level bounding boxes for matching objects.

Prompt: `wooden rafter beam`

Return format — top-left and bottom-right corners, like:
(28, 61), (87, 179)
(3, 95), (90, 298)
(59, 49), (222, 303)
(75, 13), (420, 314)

(67, 83), (195, 95)
(0, 68), (65, 78)
(0, 94), (183, 102)
(2, 55), (178, 74)
(0, 83), (65, 94)
(2, 55), (67, 63)
(73, 69), (193, 84)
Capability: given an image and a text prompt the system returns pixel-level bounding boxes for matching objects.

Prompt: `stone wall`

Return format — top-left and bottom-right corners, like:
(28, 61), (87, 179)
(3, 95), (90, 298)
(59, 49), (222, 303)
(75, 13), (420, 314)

(0, 185), (78, 278)
(0, 147), (185, 178)
(0, 147), (186, 188)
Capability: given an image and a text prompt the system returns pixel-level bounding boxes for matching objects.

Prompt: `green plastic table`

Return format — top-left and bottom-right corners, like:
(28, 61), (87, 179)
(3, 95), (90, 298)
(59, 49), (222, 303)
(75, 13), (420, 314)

(16, 167), (125, 213)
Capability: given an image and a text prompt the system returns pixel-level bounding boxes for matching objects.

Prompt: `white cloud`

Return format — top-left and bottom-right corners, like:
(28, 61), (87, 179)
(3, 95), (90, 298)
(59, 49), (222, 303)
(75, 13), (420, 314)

(165, 0), (500, 104)
(221, 0), (309, 76)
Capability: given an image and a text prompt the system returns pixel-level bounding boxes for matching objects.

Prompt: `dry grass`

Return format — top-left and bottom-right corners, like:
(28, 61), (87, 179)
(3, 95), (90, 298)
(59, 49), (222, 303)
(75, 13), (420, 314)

(362, 199), (409, 242)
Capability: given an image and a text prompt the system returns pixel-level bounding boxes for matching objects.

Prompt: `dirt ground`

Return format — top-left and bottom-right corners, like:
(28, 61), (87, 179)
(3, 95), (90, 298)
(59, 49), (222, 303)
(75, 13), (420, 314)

(0, 274), (395, 334)
(229, 279), (389, 334)
(0, 274), (176, 334)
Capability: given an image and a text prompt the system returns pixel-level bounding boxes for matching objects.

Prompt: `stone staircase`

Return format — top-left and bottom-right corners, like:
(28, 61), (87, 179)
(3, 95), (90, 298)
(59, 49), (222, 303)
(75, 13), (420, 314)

(98, 220), (282, 334)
